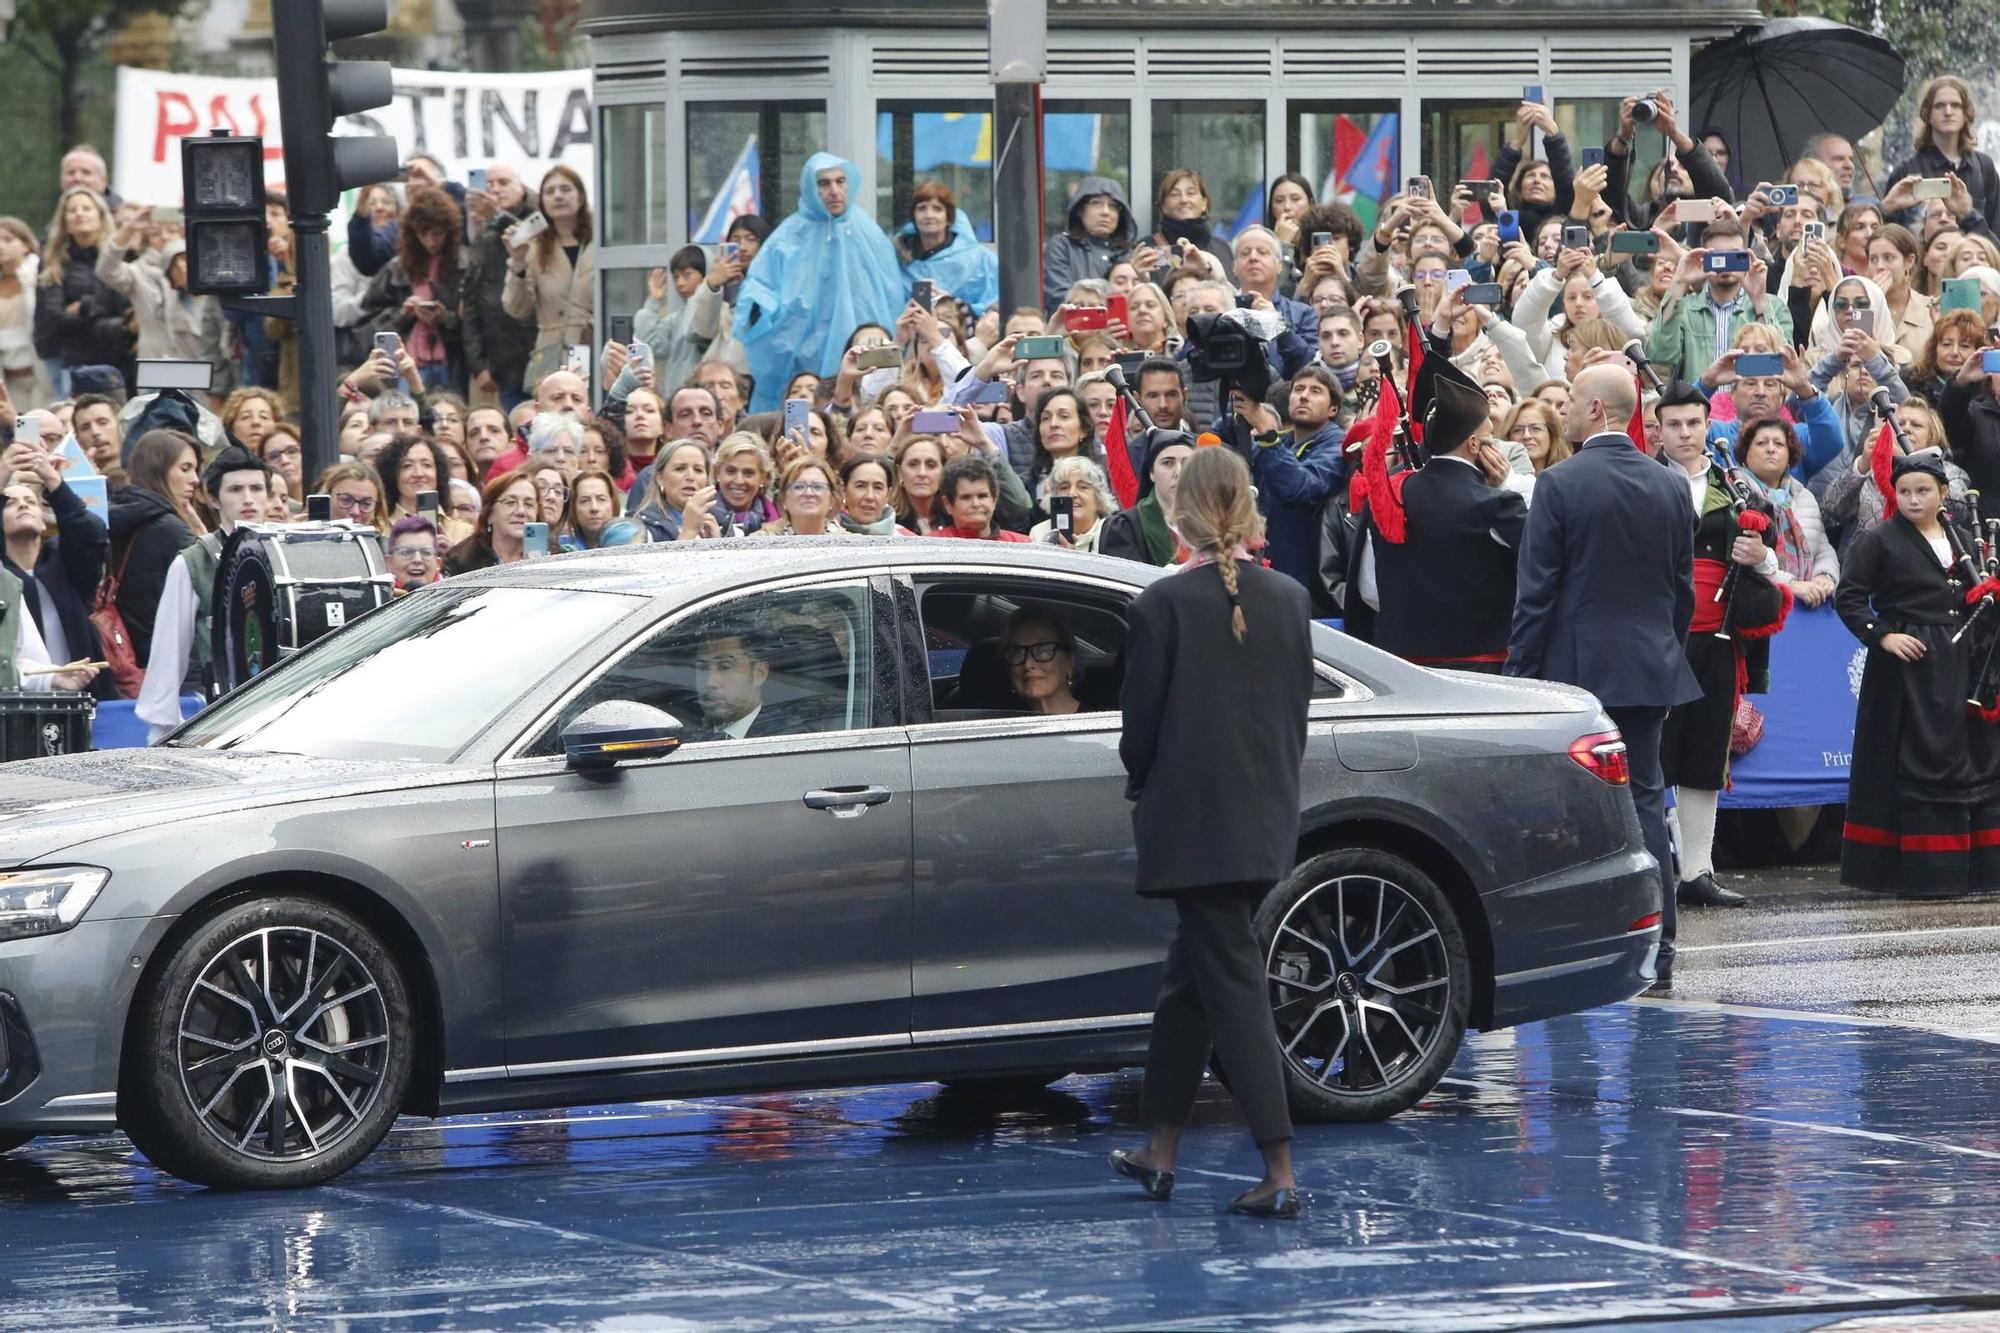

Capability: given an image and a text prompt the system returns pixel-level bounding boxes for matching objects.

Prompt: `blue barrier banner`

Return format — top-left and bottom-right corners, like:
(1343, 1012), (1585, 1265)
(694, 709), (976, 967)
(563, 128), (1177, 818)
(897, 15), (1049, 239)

(1720, 605), (1857, 809)
(92, 696), (205, 751)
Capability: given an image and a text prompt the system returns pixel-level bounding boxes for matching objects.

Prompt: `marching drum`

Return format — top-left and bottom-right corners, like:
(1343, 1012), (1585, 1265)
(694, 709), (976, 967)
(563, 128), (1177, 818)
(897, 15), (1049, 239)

(0, 691), (95, 761)
(210, 522), (395, 696)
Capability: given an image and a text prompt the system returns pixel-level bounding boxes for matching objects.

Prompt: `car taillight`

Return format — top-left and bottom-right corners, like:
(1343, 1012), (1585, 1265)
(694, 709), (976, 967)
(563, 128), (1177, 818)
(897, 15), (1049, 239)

(1629, 911), (1661, 932)
(1569, 730), (1629, 785)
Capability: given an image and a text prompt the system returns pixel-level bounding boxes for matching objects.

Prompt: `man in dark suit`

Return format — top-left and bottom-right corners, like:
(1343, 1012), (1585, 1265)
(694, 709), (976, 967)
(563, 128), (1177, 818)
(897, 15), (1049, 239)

(1505, 363), (1700, 992)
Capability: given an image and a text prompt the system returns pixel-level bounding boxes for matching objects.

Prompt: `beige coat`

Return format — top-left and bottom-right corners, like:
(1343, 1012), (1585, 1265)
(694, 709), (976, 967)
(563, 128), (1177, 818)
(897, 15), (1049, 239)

(95, 244), (205, 363)
(502, 237), (596, 393)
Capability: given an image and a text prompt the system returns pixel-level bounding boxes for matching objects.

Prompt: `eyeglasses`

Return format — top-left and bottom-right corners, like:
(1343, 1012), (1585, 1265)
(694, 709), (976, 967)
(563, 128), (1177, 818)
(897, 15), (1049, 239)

(263, 446), (301, 463)
(390, 546), (438, 560)
(1003, 641), (1070, 665)
(787, 481), (831, 496)
(332, 492), (376, 512)
(493, 496), (538, 512)
(1831, 298), (1873, 312)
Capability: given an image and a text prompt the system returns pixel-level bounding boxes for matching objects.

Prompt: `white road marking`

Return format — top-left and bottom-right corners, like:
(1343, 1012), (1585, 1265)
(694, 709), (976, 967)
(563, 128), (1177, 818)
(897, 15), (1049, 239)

(1676, 923), (2000, 954)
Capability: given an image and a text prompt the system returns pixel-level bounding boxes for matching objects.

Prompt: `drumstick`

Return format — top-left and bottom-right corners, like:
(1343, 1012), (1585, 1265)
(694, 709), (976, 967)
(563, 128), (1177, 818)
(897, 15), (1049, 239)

(20, 660), (108, 676)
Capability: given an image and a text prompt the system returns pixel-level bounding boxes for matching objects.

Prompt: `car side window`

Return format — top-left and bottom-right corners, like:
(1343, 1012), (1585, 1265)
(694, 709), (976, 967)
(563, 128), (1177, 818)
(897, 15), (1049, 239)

(913, 577), (1130, 722)
(528, 583), (875, 755)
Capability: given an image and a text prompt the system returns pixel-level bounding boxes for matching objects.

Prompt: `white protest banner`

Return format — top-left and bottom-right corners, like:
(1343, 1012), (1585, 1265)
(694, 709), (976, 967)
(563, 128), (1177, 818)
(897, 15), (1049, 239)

(114, 65), (593, 208)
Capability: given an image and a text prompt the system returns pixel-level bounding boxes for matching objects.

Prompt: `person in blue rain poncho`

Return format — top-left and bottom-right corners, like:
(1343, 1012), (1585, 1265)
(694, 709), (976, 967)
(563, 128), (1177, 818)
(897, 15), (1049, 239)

(896, 181), (1000, 314)
(737, 152), (906, 412)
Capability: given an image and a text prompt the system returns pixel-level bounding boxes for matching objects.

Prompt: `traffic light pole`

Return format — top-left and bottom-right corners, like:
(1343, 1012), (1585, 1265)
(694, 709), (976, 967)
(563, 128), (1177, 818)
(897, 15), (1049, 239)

(291, 219), (340, 480)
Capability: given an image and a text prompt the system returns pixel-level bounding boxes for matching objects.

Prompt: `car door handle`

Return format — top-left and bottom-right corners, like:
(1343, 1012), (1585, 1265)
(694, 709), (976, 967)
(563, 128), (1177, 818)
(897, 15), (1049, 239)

(802, 786), (893, 818)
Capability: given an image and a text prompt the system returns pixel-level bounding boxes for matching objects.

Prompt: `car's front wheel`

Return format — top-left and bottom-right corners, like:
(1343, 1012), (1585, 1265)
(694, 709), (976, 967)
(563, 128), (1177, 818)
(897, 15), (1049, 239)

(1256, 848), (1471, 1123)
(0, 1131), (33, 1155)
(122, 896), (415, 1189)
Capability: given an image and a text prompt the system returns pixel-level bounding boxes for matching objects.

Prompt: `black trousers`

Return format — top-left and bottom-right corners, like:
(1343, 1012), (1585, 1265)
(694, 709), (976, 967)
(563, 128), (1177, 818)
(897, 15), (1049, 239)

(1608, 704), (1676, 973)
(1140, 884), (1294, 1147)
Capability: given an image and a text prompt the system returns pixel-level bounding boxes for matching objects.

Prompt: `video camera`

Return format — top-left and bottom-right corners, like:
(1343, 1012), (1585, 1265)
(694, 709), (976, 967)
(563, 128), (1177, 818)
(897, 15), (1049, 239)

(1182, 307), (1284, 401)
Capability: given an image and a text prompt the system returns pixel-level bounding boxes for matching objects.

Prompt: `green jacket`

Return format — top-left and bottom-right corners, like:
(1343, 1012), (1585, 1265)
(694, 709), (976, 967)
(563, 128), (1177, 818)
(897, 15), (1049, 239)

(1646, 289), (1794, 383)
(181, 533), (224, 675)
(0, 568), (21, 691)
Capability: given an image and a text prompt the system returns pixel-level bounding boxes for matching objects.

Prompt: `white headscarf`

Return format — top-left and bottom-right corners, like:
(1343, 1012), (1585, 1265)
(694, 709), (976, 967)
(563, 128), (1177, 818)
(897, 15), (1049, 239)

(1809, 273), (1896, 361)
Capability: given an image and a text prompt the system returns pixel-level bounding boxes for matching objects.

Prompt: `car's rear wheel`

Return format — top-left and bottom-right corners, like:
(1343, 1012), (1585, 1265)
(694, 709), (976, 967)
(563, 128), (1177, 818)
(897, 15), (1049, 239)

(1256, 849), (1471, 1123)
(122, 896), (414, 1190)
(0, 1131), (33, 1154)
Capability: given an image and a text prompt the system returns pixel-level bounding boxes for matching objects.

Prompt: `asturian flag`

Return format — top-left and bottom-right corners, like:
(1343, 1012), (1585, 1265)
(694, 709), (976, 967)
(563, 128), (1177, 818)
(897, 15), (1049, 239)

(694, 136), (761, 243)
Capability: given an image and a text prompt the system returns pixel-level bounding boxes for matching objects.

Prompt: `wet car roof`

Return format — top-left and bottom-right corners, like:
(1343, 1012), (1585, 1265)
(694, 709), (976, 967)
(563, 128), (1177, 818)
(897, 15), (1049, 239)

(444, 537), (1161, 603)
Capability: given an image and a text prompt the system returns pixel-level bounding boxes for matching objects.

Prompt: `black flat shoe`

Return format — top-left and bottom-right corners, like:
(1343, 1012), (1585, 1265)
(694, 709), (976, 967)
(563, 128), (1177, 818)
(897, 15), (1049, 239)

(1109, 1149), (1174, 1201)
(1227, 1187), (1301, 1219)
(1643, 973), (1673, 996)
(1676, 872), (1748, 908)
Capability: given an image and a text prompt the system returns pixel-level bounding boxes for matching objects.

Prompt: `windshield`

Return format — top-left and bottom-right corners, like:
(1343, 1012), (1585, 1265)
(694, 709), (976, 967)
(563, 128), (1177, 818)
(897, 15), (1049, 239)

(175, 587), (640, 762)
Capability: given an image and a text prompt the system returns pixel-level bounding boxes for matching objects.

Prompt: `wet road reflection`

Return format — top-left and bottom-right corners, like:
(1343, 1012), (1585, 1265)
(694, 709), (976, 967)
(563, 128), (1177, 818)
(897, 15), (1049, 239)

(3, 1004), (1998, 1330)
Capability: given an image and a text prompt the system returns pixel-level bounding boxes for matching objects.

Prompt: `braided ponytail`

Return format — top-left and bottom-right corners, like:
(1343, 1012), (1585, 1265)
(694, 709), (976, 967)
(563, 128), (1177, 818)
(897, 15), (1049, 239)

(1174, 448), (1264, 643)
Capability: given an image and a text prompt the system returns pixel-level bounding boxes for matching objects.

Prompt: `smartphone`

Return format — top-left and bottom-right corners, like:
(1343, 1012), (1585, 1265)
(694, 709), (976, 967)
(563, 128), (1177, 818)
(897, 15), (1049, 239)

(1983, 350), (2000, 374)
(1735, 352), (1784, 377)
(373, 331), (402, 359)
(468, 168), (487, 193)
(856, 345), (901, 371)
(1609, 230), (1661, 255)
(1943, 276), (1984, 314)
(522, 522), (550, 558)
(911, 408), (960, 434)
(1311, 231), (1334, 251)
(416, 489), (439, 516)
(151, 205), (185, 225)
(1065, 306), (1111, 332)
(629, 341), (654, 373)
(1445, 268), (1473, 295)
(1523, 85), (1545, 106)
(1016, 334), (1067, 361)
(1113, 350), (1147, 379)
(1704, 249), (1751, 273)
(910, 279), (935, 311)
(1497, 210), (1521, 244)
(1914, 177), (1954, 201)
(1461, 283), (1505, 306)
(1802, 220), (1827, 245)
(1580, 147), (1606, 169)
(1767, 183), (1799, 207)
(307, 493), (332, 522)
(1563, 224), (1591, 250)
(1050, 494), (1076, 538)
(1405, 176), (1433, 201)
(782, 398), (813, 437)
(1678, 198), (1717, 224)
(1106, 292), (1130, 327)
(510, 211), (549, 246)
(565, 343), (591, 378)
(722, 241), (740, 262)
(971, 379), (1012, 405)
(608, 314), (633, 344)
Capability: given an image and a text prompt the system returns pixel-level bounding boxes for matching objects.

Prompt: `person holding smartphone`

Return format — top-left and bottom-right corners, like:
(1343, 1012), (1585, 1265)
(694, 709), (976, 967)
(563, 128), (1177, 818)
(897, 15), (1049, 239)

(462, 164), (537, 411)
(1646, 216), (1793, 383)
(362, 187), (467, 395)
(502, 166), (597, 398)
(896, 181), (999, 313)
(1883, 76), (2000, 247)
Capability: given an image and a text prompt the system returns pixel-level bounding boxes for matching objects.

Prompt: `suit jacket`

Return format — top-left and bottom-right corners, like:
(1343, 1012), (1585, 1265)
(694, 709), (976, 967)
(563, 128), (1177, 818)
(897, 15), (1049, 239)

(1120, 560), (1313, 896)
(1505, 434), (1702, 709)
(1355, 455), (1526, 661)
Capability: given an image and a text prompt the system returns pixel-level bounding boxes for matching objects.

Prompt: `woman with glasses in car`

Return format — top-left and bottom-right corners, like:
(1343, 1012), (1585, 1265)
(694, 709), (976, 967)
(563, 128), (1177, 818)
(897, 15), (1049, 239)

(1004, 607), (1081, 716)
(385, 515), (442, 591)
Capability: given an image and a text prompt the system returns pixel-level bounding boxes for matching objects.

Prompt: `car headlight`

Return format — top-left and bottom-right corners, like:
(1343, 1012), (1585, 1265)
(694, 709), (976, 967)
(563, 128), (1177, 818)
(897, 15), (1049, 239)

(0, 867), (110, 942)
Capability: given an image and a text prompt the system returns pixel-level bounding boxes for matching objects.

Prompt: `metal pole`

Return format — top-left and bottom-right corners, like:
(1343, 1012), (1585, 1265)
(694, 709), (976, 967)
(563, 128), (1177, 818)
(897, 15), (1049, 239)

(992, 83), (1044, 317)
(293, 218), (340, 481)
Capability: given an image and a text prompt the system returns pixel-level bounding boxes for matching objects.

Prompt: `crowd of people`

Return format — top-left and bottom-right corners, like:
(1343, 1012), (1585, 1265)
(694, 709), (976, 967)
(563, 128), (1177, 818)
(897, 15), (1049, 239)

(3, 76), (1997, 907)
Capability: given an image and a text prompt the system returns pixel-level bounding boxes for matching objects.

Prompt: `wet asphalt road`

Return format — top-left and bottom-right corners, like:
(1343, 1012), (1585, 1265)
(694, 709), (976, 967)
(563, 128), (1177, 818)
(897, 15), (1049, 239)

(2, 869), (1997, 1332)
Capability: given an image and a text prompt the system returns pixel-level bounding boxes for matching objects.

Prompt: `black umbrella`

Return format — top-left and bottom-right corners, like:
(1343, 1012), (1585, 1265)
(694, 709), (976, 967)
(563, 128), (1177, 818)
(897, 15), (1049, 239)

(1689, 17), (1906, 195)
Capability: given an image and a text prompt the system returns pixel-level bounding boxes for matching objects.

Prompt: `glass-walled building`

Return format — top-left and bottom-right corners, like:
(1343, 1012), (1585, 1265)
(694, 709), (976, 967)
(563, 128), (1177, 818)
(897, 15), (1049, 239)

(583, 0), (1762, 322)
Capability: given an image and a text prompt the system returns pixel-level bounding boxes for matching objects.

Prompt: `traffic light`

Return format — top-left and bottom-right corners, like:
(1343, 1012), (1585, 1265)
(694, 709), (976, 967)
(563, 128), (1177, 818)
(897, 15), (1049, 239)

(272, 0), (399, 219)
(182, 132), (269, 297)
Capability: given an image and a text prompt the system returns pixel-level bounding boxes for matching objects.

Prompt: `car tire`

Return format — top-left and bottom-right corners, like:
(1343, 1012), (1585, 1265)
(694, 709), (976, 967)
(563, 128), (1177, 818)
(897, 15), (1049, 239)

(0, 1131), (33, 1154)
(122, 895), (415, 1190)
(1255, 848), (1471, 1124)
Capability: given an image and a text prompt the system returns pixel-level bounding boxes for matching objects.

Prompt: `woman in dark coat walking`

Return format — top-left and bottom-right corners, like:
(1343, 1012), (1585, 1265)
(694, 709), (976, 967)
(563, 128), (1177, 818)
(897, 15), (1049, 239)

(1834, 447), (2000, 897)
(1111, 447), (1314, 1218)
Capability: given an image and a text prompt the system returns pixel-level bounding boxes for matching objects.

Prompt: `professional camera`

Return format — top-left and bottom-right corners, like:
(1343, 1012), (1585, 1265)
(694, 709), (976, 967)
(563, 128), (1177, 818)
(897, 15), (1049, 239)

(1182, 307), (1284, 400)
(1631, 97), (1659, 125)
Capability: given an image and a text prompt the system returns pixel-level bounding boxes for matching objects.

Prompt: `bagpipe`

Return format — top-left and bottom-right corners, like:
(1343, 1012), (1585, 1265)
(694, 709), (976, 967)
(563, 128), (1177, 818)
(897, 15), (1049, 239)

(1952, 491), (2000, 720)
(1710, 462), (1778, 644)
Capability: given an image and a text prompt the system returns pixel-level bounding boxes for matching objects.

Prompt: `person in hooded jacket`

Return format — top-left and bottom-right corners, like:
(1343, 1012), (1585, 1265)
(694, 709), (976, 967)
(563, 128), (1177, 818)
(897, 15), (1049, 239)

(1043, 175), (1137, 313)
(736, 152), (906, 414)
(898, 181), (999, 313)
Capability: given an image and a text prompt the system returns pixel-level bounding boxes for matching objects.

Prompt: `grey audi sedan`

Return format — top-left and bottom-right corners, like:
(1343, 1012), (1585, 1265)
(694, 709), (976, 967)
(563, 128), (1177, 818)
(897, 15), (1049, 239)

(0, 540), (1660, 1189)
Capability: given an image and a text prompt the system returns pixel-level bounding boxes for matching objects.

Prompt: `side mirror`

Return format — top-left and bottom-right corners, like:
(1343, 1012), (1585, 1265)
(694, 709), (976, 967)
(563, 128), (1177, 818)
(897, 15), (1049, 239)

(561, 700), (684, 771)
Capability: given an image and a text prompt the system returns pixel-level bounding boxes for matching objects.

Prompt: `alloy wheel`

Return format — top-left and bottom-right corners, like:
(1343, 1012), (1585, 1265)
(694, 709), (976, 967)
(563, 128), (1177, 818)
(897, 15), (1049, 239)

(1266, 875), (1453, 1095)
(176, 926), (393, 1161)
